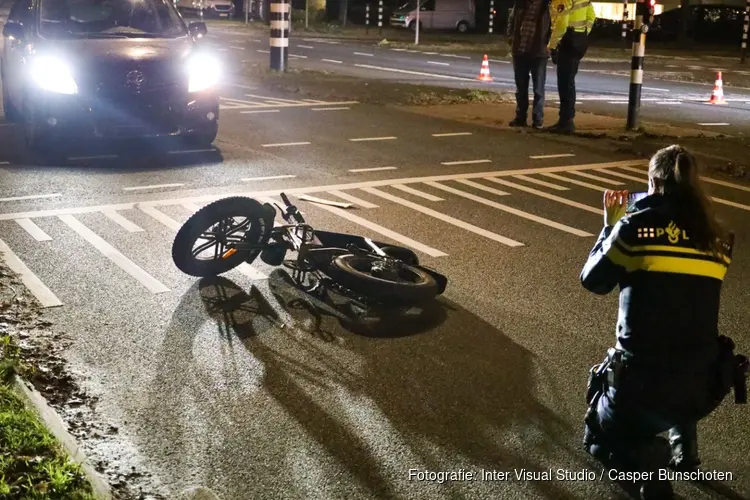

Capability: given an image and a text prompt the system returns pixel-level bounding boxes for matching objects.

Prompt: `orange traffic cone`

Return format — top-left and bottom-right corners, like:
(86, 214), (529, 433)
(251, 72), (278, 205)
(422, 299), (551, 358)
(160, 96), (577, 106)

(477, 54), (493, 82)
(708, 72), (727, 105)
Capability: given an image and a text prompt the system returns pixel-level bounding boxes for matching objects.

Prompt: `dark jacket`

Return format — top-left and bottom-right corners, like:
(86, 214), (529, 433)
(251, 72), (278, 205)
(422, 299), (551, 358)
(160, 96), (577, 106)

(580, 193), (733, 376)
(507, 0), (552, 58)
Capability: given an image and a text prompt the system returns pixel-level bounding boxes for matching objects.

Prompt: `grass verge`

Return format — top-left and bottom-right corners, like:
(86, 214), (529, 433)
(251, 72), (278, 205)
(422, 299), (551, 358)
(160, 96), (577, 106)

(0, 280), (96, 499)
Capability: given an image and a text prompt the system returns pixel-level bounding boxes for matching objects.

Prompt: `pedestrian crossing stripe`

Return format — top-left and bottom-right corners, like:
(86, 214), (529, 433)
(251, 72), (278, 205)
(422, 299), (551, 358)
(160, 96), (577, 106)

(219, 96), (359, 110)
(2, 159), (750, 309)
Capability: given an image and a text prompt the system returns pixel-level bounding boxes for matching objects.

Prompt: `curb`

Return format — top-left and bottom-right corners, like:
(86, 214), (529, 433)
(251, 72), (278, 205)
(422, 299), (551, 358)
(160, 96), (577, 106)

(12, 374), (113, 500)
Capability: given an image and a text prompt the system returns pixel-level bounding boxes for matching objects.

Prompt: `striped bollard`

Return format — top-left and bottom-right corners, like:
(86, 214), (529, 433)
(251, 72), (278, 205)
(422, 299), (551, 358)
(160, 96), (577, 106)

(489, 0), (494, 34)
(366, 4), (370, 34)
(627, 0), (647, 130)
(742, 0), (748, 63)
(378, 0), (383, 35)
(622, 0), (629, 46)
(270, 0), (290, 71)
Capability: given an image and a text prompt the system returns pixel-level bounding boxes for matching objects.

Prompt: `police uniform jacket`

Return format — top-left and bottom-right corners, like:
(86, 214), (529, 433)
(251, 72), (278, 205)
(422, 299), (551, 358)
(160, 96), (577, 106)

(580, 193), (732, 380)
(548, 0), (596, 50)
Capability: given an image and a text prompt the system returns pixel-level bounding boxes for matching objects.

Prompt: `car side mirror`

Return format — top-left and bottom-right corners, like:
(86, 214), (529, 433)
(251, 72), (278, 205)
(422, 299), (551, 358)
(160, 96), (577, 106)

(188, 21), (208, 38)
(2, 22), (24, 40)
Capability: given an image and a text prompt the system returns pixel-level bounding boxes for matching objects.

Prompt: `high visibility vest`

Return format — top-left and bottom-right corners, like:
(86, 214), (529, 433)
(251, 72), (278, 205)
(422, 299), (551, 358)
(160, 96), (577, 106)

(548, 0), (596, 49)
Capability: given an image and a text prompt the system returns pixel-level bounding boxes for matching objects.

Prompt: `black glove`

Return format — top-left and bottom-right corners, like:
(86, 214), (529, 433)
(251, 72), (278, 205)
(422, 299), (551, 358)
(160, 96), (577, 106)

(550, 48), (559, 65)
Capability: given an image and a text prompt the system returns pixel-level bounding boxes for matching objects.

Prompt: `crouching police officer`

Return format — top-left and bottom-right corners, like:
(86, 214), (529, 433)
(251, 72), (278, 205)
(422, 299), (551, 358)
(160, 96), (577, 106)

(547, 0), (595, 134)
(579, 145), (746, 500)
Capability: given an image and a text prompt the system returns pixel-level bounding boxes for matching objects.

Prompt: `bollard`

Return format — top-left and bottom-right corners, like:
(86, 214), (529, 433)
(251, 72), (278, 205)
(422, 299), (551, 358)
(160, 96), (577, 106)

(366, 4), (370, 34)
(270, 0), (290, 71)
(627, 0), (652, 130)
(742, 0), (749, 63)
(378, 0), (383, 35)
(489, 0), (494, 34)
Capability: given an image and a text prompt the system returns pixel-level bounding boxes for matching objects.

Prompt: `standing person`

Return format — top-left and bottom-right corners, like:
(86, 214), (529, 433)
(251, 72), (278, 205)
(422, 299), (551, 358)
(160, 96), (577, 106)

(546, 0), (595, 133)
(506, 0), (552, 129)
(579, 145), (742, 499)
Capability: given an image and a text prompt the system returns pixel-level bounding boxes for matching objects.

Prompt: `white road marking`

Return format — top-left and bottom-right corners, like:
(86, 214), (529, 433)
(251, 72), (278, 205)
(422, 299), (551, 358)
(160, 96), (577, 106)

(362, 187), (524, 247)
(441, 54), (471, 59)
(322, 59), (343, 64)
(167, 149), (215, 154)
(0, 160), (8, 164)
(298, 44), (314, 48)
(441, 159), (491, 166)
(251, 39), (262, 43)
(241, 109), (280, 113)
(182, 203), (201, 213)
(289, 54), (307, 59)
(0, 160), (649, 221)
(327, 190), (379, 208)
(348, 166), (397, 173)
(245, 93), (299, 103)
(102, 209), (144, 232)
(455, 179), (510, 196)
(230, 46), (245, 50)
(391, 184), (444, 201)
(432, 132), (472, 137)
(354, 52), (374, 56)
(427, 181), (593, 237)
(423, 52), (438, 55)
(487, 178), (601, 214)
(511, 174), (569, 191)
(302, 197), (447, 257)
(530, 154), (576, 159)
(0, 193), (61, 202)
(312, 107), (350, 111)
(122, 183), (184, 192)
(16, 218), (52, 241)
(142, 205), (267, 279)
(711, 197), (750, 212)
(489, 59), (511, 64)
(657, 101), (682, 105)
(427, 61), (450, 66)
(540, 173), (608, 192)
(355, 63), (478, 82)
(697, 176), (750, 193)
(0, 238), (62, 308)
(241, 175), (297, 182)
(697, 123), (730, 126)
(58, 214), (170, 294)
(644, 87), (670, 92)
(595, 169), (648, 183)
(228, 83), (255, 89)
(257, 49), (270, 53)
(567, 171), (625, 185)
(608, 101), (629, 104)
(262, 142), (311, 147)
(349, 136), (397, 142)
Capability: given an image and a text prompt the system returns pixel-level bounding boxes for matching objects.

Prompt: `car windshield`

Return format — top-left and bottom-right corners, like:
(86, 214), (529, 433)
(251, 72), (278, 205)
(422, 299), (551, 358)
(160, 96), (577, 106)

(39, 0), (186, 39)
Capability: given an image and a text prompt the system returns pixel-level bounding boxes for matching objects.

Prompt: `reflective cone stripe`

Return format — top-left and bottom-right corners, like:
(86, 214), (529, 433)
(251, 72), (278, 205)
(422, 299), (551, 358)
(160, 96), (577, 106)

(477, 54), (493, 82)
(708, 71), (727, 105)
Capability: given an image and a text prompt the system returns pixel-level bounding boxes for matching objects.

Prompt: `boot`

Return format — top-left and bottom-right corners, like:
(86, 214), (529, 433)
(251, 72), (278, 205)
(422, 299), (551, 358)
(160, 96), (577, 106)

(668, 424), (701, 471)
(547, 121), (575, 134)
(509, 117), (527, 127)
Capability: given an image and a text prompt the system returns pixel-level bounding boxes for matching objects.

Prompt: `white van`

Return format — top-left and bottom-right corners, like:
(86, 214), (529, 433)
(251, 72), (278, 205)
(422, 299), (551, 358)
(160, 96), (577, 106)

(389, 0), (475, 33)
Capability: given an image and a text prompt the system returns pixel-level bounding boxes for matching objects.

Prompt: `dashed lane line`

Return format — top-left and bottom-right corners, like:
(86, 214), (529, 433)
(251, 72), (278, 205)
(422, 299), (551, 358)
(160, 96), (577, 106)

(426, 181), (593, 237)
(489, 59), (511, 64)
(530, 154), (575, 159)
(312, 107), (350, 111)
(242, 109), (280, 113)
(348, 166), (397, 173)
(441, 159), (492, 166)
(257, 49), (269, 53)
(241, 175), (298, 182)
(230, 46), (245, 50)
(122, 183), (184, 192)
(354, 52), (374, 56)
(440, 54), (471, 59)
(349, 136), (397, 142)
(58, 214), (170, 294)
(0, 193), (62, 202)
(289, 54), (307, 59)
(698, 123), (730, 126)
(322, 59), (343, 63)
(432, 132), (472, 137)
(354, 63), (480, 82)
(427, 61), (450, 66)
(298, 44), (314, 48)
(361, 187), (525, 248)
(0, 237), (63, 308)
(262, 142), (311, 147)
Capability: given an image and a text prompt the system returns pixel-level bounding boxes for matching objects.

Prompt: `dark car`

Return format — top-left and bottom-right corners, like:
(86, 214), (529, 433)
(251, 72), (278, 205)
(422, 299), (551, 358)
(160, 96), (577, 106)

(1, 0), (220, 153)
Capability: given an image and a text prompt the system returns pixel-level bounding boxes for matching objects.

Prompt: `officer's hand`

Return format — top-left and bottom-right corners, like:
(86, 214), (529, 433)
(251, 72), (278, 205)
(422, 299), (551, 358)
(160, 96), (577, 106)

(550, 48), (558, 65)
(603, 189), (629, 227)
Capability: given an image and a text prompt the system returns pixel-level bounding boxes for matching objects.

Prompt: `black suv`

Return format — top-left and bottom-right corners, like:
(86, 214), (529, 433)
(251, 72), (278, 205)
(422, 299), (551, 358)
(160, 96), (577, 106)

(1, 0), (220, 151)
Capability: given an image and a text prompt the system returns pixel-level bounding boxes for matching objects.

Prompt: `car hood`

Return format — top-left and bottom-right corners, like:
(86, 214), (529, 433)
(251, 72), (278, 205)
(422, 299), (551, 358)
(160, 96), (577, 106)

(35, 37), (195, 93)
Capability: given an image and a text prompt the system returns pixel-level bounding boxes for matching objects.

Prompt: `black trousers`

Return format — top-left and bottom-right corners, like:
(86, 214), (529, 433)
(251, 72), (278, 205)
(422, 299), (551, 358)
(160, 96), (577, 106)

(556, 30), (589, 124)
(512, 54), (547, 125)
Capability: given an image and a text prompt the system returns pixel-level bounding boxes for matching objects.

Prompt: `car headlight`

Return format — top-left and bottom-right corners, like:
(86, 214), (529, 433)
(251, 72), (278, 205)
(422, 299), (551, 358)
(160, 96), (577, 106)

(29, 56), (78, 95)
(187, 53), (221, 93)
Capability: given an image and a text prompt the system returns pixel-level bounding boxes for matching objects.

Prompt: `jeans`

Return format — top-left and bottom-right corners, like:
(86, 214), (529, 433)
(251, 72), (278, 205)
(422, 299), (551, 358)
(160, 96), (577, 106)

(512, 54), (547, 125)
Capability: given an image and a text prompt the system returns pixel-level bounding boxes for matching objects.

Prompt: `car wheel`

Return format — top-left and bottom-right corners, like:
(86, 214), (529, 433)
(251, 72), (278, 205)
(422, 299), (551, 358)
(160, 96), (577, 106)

(187, 123), (218, 148)
(409, 20), (422, 31)
(457, 21), (469, 33)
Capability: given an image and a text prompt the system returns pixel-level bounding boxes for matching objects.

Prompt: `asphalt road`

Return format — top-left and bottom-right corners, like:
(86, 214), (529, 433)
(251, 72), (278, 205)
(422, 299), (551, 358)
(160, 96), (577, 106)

(203, 26), (750, 136)
(1, 71), (750, 499)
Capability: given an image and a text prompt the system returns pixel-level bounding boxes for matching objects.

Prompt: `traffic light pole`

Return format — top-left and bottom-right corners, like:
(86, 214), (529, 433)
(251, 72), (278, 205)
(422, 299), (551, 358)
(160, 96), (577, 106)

(627, 0), (652, 131)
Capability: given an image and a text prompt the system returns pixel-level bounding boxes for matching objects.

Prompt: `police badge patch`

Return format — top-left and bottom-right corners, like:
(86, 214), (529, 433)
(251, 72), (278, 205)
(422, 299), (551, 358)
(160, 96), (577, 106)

(557, 4), (564, 11)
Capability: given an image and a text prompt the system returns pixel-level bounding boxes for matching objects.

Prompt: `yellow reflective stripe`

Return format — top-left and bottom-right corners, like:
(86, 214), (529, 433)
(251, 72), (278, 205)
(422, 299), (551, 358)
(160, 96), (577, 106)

(606, 240), (728, 280)
(569, 20), (587, 27)
(617, 241), (731, 265)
